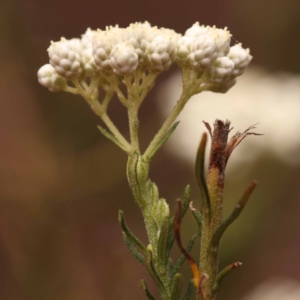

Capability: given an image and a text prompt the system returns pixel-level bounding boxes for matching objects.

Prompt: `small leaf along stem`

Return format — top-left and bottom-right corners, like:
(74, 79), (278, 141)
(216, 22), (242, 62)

(210, 181), (258, 251)
(195, 133), (211, 217)
(213, 262), (242, 292)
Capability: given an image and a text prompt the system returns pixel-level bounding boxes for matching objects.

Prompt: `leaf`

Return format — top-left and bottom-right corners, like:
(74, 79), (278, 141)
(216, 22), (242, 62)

(97, 125), (126, 151)
(195, 133), (211, 215)
(182, 280), (194, 300)
(119, 210), (146, 251)
(182, 185), (192, 219)
(213, 262), (242, 292)
(148, 121), (180, 159)
(210, 181), (257, 249)
(144, 248), (166, 294)
(122, 232), (145, 265)
(170, 273), (183, 300)
(189, 202), (202, 237)
(157, 217), (170, 272)
(140, 279), (158, 300)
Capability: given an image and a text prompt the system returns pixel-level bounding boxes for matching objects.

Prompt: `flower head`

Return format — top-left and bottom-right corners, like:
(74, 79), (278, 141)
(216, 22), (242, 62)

(37, 64), (67, 92)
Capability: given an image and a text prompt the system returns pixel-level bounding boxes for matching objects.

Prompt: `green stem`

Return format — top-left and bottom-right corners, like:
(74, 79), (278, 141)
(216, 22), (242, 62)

(144, 68), (204, 159)
(110, 79), (128, 107)
(144, 89), (191, 159)
(128, 96), (140, 153)
(73, 80), (132, 153)
(94, 102), (132, 153)
(102, 88), (114, 111)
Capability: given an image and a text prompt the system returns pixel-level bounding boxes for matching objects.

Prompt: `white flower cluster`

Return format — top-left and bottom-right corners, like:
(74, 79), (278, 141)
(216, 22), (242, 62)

(177, 22), (252, 91)
(37, 22), (252, 93)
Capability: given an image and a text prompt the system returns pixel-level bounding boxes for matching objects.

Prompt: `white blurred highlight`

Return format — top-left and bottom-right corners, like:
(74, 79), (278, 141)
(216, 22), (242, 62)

(157, 66), (300, 167)
(242, 278), (300, 300)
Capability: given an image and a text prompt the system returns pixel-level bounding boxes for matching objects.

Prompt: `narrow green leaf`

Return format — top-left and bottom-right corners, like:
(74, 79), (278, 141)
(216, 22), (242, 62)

(195, 133), (211, 214)
(118, 210), (146, 251)
(210, 181), (257, 249)
(168, 258), (174, 277)
(170, 234), (197, 280)
(97, 125), (126, 151)
(182, 185), (192, 218)
(140, 279), (158, 300)
(190, 204), (202, 237)
(122, 232), (144, 265)
(171, 273), (183, 300)
(157, 217), (170, 272)
(213, 262), (242, 292)
(149, 121), (180, 159)
(144, 248), (166, 294)
(182, 280), (194, 300)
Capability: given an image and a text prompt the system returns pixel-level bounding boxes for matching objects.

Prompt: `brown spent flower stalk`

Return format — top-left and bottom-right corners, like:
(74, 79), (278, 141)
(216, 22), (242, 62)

(174, 119), (259, 300)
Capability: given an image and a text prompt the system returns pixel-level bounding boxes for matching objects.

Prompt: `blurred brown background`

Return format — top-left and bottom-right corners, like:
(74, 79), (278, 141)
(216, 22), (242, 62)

(1, 0), (300, 299)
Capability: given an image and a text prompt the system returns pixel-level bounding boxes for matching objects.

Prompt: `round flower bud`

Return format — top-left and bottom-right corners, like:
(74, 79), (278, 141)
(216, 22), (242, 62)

(176, 36), (194, 63)
(189, 35), (218, 70)
(124, 23), (150, 66)
(37, 64), (67, 92)
(228, 44), (252, 77)
(48, 38), (83, 79)
(92, 30), (120, 74)
(185, 22), (209, 38)
(110, 42), (138, 76)
(82, 47), (98, 77)
(147, 36), (176, 72)
(211, 27), (231, 57)
(81, 29), (98, 76)
(209, 57), (235, 83)
(81, 28), (96, 49)
(160, 28), (182, 43)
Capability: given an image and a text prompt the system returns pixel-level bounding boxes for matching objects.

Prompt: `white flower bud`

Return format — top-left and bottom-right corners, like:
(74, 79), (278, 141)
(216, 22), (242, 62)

(81, 28), (96, 49)
(159, 28), (182, 43)
(147, 36), (176, 72)
(124, 22), (150, 66)
(37, 64), (67, 92)
(176, 36), (194, 62)
(211, 27), (231, 57)
(185, 24), (231, 58)
(82, 47), (99, 77)
(48, 38), (83, 79)
(80, 29), (99, 76)
(209, 57), (235, 83)
(92, 30), (120, 73)
(189, 35), (218, 70)
(228, 44), (252, 77)
(110, 42), (138, 76)
(185, 22), (209, 38)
